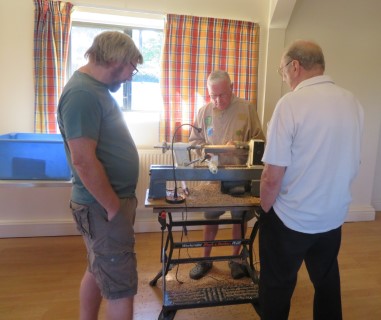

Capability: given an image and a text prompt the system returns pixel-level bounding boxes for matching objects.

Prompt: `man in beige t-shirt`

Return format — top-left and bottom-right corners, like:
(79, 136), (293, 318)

(188, 70), (264, 280)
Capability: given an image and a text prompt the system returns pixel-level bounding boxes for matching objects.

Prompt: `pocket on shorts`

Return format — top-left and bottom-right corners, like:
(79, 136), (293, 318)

(107, 198), (136, 251)
(94, 252), (138, 299)
(71, 201), (92, 239)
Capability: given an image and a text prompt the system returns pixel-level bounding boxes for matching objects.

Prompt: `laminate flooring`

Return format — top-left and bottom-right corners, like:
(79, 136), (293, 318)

(0, 213), (380, 319)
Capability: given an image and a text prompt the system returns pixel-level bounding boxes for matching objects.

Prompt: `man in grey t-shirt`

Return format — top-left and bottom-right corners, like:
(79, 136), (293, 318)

(58, 31), (143, 320)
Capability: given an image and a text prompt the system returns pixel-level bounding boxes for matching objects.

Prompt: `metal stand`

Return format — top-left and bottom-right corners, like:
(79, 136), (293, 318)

(149, 209), (261, 320)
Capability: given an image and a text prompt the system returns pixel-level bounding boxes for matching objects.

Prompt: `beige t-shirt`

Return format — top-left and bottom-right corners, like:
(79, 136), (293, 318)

(189, 94), (264, 165)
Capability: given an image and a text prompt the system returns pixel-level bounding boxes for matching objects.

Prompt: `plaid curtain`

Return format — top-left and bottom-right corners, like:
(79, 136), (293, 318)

(33, 0), (73, 133)
(160, 14), (260, 142)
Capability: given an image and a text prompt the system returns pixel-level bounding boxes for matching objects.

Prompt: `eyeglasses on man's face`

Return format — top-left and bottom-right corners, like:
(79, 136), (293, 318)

(130, 62), (139, 76)
(277, 60), (293, 76)
(209, 93), (230, 100)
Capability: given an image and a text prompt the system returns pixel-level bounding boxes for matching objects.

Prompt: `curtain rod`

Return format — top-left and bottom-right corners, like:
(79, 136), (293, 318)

(72, 4), (165, 19)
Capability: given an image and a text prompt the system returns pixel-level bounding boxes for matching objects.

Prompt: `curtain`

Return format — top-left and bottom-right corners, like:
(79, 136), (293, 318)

(33, 0), (73, 133)
(160, 14), (260, 142)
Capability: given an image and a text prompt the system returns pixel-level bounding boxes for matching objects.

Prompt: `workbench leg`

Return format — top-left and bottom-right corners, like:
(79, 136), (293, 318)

(252, 300), (261, 317)
(149, 252), (175, 286)
(149, 271), (163, 286)
(158, 309), (177, 320)
(150, 211), (172, 286)
(248, 219), (260, 282)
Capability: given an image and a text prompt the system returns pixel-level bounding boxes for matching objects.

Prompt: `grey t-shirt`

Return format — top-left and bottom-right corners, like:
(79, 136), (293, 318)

(57, 71), (139, 203)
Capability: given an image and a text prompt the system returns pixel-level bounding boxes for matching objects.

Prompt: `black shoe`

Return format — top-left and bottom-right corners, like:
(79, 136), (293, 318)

(189, 262), (213, 280)
(228, 261), (247, 279)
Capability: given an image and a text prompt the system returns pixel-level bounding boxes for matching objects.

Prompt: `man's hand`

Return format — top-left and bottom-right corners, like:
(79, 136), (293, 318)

(226, 140), (235, 146)
(106, 201), (121, 221)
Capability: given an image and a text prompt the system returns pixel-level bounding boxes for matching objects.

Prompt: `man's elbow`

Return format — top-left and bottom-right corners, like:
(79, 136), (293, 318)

(71, 155), (93, 174)
(261, 164), (285, 188)
(261, 178), (276, 190)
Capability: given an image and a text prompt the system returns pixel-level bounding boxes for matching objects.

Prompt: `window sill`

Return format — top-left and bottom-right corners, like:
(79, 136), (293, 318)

(0, 180), (72, 188)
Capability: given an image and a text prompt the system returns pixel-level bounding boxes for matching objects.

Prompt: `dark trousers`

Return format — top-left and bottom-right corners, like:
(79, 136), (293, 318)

(258, 207), (342, 320)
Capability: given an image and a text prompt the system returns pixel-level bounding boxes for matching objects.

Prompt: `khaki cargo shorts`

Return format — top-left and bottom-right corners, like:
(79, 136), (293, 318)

(71, 197), (138, 300)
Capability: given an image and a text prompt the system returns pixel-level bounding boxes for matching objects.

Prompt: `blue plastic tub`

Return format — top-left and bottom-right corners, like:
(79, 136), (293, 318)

(0, 133), (71, 180)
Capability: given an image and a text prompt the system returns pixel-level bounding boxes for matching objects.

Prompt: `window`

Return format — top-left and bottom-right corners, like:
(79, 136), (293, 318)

(68, 9), (164, 113)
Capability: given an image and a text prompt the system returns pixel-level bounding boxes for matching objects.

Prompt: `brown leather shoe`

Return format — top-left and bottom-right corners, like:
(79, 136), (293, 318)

(228, 261), (247, 279)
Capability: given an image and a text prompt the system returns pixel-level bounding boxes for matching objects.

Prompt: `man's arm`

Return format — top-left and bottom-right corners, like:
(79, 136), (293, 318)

(260, 163), (286, 212)
(189, 109), (208, 161)
(67, 137), (120, 220)
(189, 112), (205, 146)
(248, 103), (266, 141)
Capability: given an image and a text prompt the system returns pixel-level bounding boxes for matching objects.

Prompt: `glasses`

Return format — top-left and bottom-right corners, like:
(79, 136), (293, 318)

(209, 93), (230, 100)
(277, 60), (292, 76)
(130, 62), (139, 76)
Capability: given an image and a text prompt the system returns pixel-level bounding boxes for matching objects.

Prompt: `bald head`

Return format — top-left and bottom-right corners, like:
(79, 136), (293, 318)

(207, 70), (232, 86)
(283, 40), (325, 71)
(279, 40), (326, 90)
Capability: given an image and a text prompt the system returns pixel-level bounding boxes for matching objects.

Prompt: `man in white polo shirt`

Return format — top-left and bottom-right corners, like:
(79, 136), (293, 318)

(259, 40), (364, 319)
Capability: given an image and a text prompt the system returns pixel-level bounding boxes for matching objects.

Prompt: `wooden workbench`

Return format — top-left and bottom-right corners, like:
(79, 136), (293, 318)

(145, 182), (260, 212)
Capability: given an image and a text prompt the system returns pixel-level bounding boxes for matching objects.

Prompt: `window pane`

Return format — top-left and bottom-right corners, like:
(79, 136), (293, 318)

(69, 25), (114, 76)
(131, 29), (163, 112)
(68, 23), (163, 113)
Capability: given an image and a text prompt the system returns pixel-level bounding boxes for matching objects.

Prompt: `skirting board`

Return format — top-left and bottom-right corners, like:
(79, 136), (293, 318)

(345, 204), (376, 222)
(371, 200), (381, 211)
(0, 204), (376, 238)
(0, 220), (79, 238)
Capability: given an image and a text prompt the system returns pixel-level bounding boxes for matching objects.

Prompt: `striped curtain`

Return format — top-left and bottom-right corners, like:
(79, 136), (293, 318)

(160, 14), (260, 142)
(33, 0), (73, 133)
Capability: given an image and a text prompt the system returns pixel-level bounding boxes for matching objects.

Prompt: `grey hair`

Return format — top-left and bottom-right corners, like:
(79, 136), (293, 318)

(284, 40), (325, 71)
(85, 31), (143, 66)
(207, 70), (232, 85)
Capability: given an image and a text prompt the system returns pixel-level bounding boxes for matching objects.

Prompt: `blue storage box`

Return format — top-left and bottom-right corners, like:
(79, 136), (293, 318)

(0, 133), (71, 180)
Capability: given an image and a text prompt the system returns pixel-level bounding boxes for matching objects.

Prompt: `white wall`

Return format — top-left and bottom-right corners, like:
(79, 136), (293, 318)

(0, 182), (75, 238)
(373, 124), (381, 210)
(0, 1), (35, 133)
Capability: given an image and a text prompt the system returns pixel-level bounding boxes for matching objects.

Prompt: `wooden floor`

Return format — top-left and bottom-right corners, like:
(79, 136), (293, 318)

(0, 213), (380, 320)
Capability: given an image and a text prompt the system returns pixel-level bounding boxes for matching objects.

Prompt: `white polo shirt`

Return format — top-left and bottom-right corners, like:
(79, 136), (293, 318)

(262, 75), (364, 233)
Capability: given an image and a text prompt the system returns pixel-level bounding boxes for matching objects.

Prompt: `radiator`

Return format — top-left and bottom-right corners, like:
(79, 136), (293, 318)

(136, 149), (170, 208)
